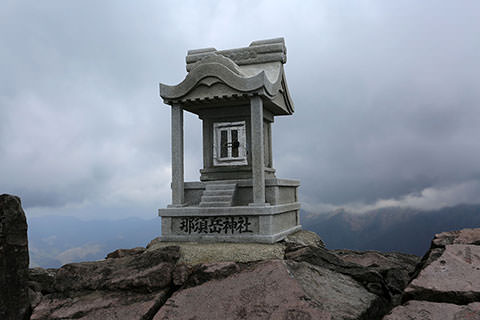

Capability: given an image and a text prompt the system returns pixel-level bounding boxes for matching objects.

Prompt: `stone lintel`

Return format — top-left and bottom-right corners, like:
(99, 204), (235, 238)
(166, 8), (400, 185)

(183, 178), (301, 189)
(158, 202), (300, 217)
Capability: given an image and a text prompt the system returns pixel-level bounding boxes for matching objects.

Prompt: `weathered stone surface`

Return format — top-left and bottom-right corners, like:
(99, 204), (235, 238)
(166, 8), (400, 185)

(432, 228), (480, 248)
(405, 244), (480, 304)
(284, 229), (325, 248)
(29, 267), (56, 294)
(334, 250), (419, 303)
(31, 246), (180, 319)
(172, 263), (192, 287)
(105, 247), (145, 259)
(183, 261), (242, 288)
(147, 238), (284, 265)
(383, 301), (480, 320)
(410, 228), (480, 287)
(154, 260), (331, 320)
(28, 288), (42, 309)
(0, 194), (30, 320)
(286, 260), (380, 320)
(286, 245), (391, 299)
(55, 246), (180, 293)
(31, 290), (169, 320)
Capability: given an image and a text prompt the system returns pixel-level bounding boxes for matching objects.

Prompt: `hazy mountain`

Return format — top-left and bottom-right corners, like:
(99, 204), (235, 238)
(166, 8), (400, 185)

(28, 216), (160, 268)
(27, 204), (480, 268)
(301, 204), (480, 256)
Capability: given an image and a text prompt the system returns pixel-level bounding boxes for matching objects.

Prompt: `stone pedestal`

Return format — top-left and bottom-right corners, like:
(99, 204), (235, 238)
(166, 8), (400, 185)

(159, 179), (301, 243)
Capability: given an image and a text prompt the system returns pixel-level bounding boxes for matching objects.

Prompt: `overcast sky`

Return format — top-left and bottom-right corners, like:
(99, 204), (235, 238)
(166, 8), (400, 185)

(1, 1), (480, 219)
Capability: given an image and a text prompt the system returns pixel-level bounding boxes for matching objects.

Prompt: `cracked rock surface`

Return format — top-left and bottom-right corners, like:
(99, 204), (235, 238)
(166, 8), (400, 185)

(383, 228), (480, 319)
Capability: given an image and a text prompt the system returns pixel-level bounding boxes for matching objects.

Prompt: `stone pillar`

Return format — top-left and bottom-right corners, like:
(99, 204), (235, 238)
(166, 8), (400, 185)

(202, 119), (211, 169)
(171, 105), (184, 206)
(250, 96), (266, 205)
(0, 194), (30, 320)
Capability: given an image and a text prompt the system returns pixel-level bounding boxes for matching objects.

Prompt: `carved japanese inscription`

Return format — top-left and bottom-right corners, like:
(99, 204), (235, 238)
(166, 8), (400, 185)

(173, 216), (258, 235)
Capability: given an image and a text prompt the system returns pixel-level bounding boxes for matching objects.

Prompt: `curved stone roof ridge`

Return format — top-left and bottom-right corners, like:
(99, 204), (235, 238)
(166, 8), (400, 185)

(160, 55), (281, 100)
(186, 37), (286, 72)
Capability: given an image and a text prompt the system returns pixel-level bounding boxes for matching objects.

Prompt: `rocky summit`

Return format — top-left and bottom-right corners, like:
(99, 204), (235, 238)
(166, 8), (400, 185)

(2, 195), (480, 319)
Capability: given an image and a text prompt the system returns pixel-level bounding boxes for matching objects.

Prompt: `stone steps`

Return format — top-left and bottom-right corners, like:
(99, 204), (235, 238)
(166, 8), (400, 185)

(200, 195), (233, 202)
(203, 190), (235, 196)
(199, 183), (237, 207)
(199, 201), (231, 207)
(205, 184), (236, 191)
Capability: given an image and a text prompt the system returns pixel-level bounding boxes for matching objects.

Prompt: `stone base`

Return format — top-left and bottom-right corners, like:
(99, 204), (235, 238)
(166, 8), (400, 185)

(158, 203), (301, 244)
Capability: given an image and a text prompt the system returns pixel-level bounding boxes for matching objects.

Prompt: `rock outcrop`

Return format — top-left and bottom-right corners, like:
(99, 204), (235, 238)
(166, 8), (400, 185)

(0, 194), (30, 320)
(383, 228), (480, 319)
(28, 230), (419, 320)
(6, 194), (480, 319)
(30, 246), (180, 319)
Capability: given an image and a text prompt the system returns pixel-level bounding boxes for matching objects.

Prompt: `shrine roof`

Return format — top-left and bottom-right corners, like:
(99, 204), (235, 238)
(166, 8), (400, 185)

(160, 38), (295, 116)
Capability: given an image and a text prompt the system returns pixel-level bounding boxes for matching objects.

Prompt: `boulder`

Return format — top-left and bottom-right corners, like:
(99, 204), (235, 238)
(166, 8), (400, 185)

(29, 267), (56, 294)
(285, 245), (391, 299)
(154, 260), (332, 320)
(432, 228), (480, 248)
(383, 301), (480, 320)
(54, 246), (180, 293)
(284, 229), (325, 248)
(0, 194), (30, 320)
(413, 227), (480, 277)
(183, 261), (242, 288)
(334, 250), (419, 304)
(389, 228), (480, 319)
(286, 260), (381, 320)
(31, 246), (181, 319)
(404, 244), (480, 304)
(105, 247), (145, 259)
(31, 290), (169, 320)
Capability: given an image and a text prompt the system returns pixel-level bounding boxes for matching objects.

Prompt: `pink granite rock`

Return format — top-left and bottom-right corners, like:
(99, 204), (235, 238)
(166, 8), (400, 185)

(405, 244), (480, 303)
(154, 259), (383, 320)
(54, 246), (180, 293)
(433, 228), (480, 248)
(334, 250), (419, 305)
(154, 260), (332, 320)
(105, 247), (145, 259)
(183, 261), (241, 288)
(383, 301), (480, 320)
(31, 246), (180, 319)
(31, 290), (169, 320)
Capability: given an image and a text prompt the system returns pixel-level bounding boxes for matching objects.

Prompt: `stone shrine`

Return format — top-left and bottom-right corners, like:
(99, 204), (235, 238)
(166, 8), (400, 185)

(158, 38), (301, 243)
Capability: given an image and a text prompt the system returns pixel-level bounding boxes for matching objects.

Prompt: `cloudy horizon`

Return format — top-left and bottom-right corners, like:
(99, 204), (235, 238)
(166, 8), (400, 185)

(1, 1), (480, 219)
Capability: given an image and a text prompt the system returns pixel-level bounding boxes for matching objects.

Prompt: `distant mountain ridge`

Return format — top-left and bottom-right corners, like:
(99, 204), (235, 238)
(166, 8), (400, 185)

(28, 204), (480, 268)
(28, 216), (160, 268)
(301, 204), (480, 256)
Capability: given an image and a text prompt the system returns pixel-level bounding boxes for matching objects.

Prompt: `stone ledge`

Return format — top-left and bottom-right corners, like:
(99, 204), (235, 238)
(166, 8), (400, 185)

(158, 202), (300, 216)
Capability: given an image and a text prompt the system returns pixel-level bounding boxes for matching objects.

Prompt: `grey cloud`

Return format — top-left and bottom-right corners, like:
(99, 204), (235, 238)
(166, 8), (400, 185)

(1, 0), (480, 217)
